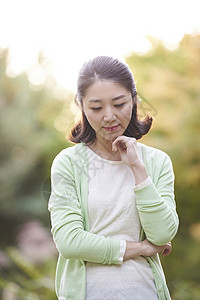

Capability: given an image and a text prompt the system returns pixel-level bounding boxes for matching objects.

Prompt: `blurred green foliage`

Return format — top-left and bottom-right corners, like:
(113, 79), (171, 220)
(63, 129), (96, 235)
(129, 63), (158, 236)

(0, 34), (200, 299)
(0, 50), (74, 225)
(126, 34), (200, 299)
(0, 247), (56, 299)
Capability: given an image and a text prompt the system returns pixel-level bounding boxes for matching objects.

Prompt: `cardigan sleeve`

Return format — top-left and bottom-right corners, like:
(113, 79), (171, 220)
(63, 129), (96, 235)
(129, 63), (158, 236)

(48, 151), (120, 264)
(134, 152), (179, 246)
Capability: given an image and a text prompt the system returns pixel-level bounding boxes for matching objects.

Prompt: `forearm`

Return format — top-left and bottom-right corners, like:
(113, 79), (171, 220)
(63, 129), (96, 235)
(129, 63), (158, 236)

(135, 182), (179, 245)
(50, 207), (120, 264)
(130, 155), (178, 245)
(123, 239), (172, 261)
(130, 161), (148, 185)
(123, 241), (142, 260)
(50, 155), (121, 265)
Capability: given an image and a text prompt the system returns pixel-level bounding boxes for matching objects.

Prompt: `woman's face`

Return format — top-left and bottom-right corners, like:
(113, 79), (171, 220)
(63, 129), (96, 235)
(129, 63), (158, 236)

(82, 80), (133, 143)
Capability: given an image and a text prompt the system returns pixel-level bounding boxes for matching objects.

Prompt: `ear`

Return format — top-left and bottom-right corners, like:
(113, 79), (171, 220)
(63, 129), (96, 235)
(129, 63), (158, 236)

(74, 94), (83, 109)
(74, 94), (79, 106)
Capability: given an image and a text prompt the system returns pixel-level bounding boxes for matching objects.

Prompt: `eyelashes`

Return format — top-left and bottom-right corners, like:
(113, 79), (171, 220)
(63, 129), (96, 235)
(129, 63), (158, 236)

(91, 107), (102, 111)
(91, 103), (125, 111)
(115, 103), (125, 108)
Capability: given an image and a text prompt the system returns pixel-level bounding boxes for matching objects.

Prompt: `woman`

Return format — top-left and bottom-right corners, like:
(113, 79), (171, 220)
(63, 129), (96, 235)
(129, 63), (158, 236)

(49, 56), (179, 300)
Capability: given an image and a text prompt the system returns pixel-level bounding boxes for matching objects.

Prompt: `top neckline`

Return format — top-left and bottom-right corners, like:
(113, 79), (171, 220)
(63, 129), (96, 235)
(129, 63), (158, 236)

(86, 145), (125, 165)
(85, 143), (143, 165)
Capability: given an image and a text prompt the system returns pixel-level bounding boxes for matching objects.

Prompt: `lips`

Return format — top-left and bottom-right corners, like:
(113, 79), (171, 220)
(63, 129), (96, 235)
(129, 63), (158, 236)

(103, 125), (119, 132)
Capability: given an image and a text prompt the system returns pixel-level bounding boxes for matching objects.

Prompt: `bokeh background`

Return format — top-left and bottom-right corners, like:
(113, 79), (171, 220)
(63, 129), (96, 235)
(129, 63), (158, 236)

(0, 1), (200, 299)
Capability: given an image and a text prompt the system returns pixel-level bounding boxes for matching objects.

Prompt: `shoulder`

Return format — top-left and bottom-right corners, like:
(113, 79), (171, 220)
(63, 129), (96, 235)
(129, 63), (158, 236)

(53, 143), (86, 163)
(138, 142), (171, 162)
(51, 143), (87, 173)
(138, 142), (174, 179)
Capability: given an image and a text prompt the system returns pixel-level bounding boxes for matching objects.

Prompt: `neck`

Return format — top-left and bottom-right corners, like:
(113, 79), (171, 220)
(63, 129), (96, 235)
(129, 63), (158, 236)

(90, 137), (121, 161)
(95, 139), (112, 153)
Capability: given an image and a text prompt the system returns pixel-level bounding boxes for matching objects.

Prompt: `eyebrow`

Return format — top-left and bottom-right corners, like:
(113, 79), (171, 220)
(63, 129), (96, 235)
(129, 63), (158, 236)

(88, 94), (127, 103)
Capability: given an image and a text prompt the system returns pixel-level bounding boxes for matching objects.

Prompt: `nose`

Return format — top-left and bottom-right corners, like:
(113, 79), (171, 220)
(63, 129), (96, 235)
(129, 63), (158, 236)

(103, 107), (117, 122)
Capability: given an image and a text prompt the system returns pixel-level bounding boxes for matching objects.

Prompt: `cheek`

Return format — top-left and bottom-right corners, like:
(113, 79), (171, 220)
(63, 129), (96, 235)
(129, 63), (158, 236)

(84, 110), (101, 128)
(121, 106), (133, 123)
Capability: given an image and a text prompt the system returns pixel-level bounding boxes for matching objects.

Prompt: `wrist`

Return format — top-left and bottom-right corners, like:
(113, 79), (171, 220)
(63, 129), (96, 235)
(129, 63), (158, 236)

(130, 160), (145, 170)
(130, 163), (148, 186)
(123, 241), (143, 261)
(139, 240), (146, 256)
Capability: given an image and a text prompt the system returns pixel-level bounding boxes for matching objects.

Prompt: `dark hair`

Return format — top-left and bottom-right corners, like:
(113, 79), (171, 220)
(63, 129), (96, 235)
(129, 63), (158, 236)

(69, 56), (152, 144)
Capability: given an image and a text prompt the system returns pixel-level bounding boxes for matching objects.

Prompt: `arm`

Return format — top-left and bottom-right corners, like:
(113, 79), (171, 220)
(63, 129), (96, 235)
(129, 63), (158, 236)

(48, 151), (120, 264)
(112, 136), (179, 246)
(124, 239), (172, 261)
(134, 154), (179, 245)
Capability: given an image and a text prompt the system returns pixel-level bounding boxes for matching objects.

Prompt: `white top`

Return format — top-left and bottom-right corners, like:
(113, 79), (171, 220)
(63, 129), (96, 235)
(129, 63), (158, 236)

(85, 145), (158, 300)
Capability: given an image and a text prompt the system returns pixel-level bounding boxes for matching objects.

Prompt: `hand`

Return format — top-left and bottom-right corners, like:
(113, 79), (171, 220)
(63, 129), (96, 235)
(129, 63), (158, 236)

(112, 136), (149, 185)
(123, 239), (172, 261)
(112, 136), (140, 167)
(140, 239), (172, 257)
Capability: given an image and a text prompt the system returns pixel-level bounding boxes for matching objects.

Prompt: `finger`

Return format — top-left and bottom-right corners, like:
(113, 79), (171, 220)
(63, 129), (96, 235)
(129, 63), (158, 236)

(161, 244), (172, 256)
(113, 136), (136, 149)
(118, 141), (127, 151)
(166, 242), (172, 254)
(112, 140), (127, 152)
(112, 136), (137, 153)
(112, 143), (119, 152)
(161, 249), (168, 256)
(162, 249), (170, 256)
(112, 136), (129, 147)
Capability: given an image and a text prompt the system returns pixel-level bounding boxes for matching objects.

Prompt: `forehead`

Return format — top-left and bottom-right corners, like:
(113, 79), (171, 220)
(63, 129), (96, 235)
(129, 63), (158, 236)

(84, 80), (130, 100)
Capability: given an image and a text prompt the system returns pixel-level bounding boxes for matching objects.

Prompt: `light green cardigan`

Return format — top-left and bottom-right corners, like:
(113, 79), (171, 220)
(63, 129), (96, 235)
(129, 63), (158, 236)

(49, 142), (179, 300)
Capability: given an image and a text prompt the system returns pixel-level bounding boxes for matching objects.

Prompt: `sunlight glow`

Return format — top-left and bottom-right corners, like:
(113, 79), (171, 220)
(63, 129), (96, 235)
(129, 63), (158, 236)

(0, 0), (199, 91)
(28, 66), (46, 86)
(54, 115), (70, 132)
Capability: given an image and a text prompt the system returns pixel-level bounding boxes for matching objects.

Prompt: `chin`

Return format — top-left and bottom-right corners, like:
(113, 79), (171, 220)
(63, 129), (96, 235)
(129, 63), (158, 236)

(104, 133), (121, 143)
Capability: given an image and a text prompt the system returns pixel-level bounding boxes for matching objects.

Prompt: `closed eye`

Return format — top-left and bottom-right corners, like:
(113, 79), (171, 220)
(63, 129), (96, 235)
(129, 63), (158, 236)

(115, 103), (125, 108)
(91, 103), (125, 111)
(91, 107), (102, 111)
